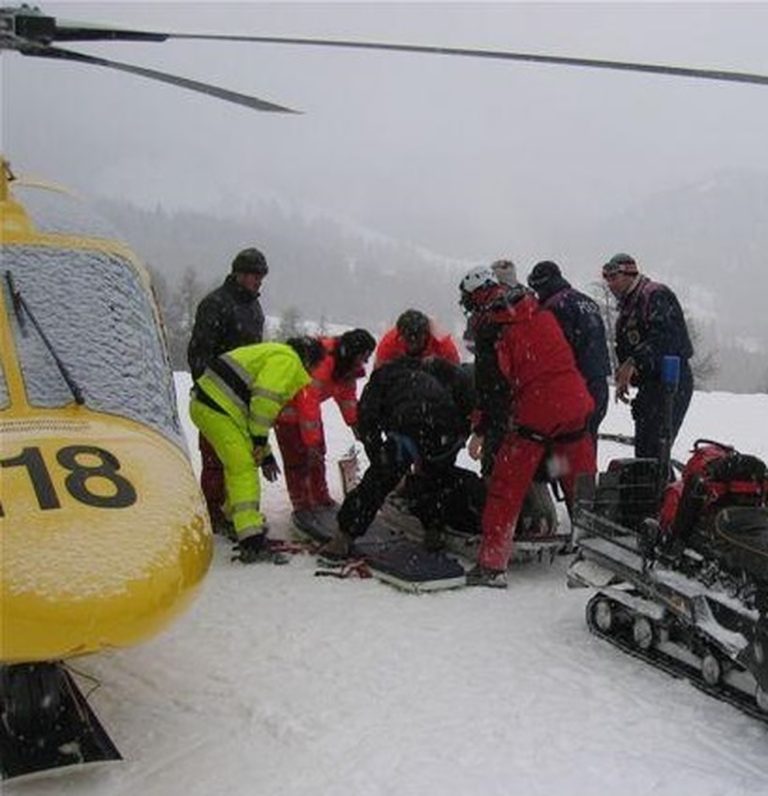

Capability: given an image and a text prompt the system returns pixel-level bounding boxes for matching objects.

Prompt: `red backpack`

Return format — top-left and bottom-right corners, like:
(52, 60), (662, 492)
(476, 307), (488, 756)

(660, 440), (768, 538)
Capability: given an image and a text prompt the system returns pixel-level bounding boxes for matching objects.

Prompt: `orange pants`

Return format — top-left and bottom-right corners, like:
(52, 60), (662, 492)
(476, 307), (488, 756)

(274, 423), (332, 510)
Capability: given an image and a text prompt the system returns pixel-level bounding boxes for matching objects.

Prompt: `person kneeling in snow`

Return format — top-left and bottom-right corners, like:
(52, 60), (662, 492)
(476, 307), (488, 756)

(321, 356), (475, 559)
(460, 267), (597, 588)
(190, 337), (324, 563)
(374, 308), (460, 368)
(274, 329), (376, 519)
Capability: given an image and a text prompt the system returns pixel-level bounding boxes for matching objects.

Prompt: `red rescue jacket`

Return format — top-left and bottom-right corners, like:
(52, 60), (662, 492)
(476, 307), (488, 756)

(374, 326), (460, 369)
(277, 337), (364, 447)
(489, 294), (594, 436)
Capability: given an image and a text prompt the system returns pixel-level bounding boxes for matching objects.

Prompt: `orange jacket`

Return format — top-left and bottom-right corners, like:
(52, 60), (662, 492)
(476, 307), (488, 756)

(374, 327), (460, 369)
(277, 337), (364, 447)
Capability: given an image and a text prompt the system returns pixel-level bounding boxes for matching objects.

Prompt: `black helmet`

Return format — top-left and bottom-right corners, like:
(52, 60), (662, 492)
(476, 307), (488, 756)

(396, 309), (429, 340)
(286, 336), (324, 370)
(232, 247), (268, 275)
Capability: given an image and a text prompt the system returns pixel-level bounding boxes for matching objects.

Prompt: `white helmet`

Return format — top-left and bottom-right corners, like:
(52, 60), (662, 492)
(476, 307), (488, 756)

(459, 266), (499, 295)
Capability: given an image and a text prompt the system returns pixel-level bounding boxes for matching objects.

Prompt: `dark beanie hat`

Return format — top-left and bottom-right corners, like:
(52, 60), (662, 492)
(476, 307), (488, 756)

(527, 260), (562, 291)
(232, 247), (268, 275)
(338, 328), (376, 358)
(286, 336), (324, 370)
(602, 252), (638, 277)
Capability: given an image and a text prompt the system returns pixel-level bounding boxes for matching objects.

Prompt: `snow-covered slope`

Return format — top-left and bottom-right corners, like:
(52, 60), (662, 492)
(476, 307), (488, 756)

(23, 379), (768, 796)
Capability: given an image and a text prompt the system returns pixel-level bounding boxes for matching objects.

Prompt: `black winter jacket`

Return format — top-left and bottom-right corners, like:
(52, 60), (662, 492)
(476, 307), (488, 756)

(356, 358), (472, 460)
(187, 275), (265, 379)
(615, 276), (693, 384)
(538, 276), (611, 385)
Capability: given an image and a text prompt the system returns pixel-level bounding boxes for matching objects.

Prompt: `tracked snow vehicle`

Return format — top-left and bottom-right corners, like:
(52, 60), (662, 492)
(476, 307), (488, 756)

(569, 441), (768, 721)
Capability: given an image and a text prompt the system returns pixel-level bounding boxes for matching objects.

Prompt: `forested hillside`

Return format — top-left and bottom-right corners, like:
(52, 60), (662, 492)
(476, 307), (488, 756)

(98, 188), (768, 392)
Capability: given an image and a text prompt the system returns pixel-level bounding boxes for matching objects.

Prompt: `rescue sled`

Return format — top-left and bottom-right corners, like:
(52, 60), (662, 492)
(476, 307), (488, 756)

(289, 448), (466, 592)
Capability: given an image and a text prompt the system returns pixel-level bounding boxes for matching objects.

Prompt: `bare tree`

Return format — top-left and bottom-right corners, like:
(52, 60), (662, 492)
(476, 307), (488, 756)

(686, 315), (719, 389)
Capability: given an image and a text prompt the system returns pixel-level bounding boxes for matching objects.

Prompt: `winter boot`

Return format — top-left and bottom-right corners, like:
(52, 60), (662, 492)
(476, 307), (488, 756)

(318, 529), (354, 564)
(212, 517), (237, 541)
(232, 531), (289, 565)
(465, 565), (508, 589)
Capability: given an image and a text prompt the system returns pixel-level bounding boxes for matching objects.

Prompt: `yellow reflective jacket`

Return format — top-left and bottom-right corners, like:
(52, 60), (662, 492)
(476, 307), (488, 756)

(196, 342), (311, 440)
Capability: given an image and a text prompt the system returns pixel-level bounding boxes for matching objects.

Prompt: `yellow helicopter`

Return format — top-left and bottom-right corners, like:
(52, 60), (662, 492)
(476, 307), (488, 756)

(4, 1), (768, 783)
(0, 158), (212, 779)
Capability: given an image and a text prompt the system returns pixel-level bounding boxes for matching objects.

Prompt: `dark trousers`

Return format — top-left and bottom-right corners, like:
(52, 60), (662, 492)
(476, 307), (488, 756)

(587, 378), (609, 445)
(632, 363), (694, 460)
(337, 436), (457, 538)
(199, 433), (226, 525)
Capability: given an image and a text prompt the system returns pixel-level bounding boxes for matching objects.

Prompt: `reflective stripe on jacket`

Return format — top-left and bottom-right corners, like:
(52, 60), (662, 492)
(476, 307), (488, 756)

(196, 342), (311, 440)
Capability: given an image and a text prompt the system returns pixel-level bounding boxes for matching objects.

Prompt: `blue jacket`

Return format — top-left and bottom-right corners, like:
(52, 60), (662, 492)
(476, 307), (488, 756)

(538, 276), (611, 385)
(615, 276), (693, 383)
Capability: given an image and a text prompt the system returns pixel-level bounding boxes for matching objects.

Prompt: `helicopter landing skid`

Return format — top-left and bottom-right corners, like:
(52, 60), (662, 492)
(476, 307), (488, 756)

(0, 662), (121, 782)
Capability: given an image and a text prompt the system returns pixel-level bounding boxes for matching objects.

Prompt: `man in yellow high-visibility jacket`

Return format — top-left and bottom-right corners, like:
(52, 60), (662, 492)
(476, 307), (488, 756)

(190, 337), (324, 563)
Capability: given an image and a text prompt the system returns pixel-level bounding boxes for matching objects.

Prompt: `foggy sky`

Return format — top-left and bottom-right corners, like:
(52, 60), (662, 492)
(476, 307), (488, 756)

(4, 1), (768, 265)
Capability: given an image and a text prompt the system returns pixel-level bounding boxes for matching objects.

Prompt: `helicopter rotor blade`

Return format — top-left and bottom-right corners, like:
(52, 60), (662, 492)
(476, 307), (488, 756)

(32, 15), (768, 90)
(49, 25), (169, 43)
(155, 33), (768, 89)
(20, 44), (300, 113)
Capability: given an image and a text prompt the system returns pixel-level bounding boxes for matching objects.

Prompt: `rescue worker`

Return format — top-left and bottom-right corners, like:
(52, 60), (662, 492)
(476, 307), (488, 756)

(463, 259), (526, 355)
(374, 308), (460, 368)
(187, 247), (268, 535)
(321, 357), (475, 558)
(460, 267), (597, 588)
(527, 260), (612, 445)
(490, 258), (519, 287)
(189, 337), (324, 563)
(274, 328), (376, 517)
(603, 253), (694, 460)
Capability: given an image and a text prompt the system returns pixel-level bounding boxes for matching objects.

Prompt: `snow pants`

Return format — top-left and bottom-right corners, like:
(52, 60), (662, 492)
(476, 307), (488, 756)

(274, 422), (332, 511)
(632, 364), (693, 460)
(198, 433), (226, 526)
(189, 398), (265, 541)
(478, 431), (596, 571)
(586, 378), (609, 447)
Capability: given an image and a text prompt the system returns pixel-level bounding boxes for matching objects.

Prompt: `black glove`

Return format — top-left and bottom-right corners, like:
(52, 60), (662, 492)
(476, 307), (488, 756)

(261, 453), (281, 482)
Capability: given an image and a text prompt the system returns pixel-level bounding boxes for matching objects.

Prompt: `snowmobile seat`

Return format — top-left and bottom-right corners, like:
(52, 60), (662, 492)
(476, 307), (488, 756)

(595, 458), (659, 530)
(712, 506), (768, 583)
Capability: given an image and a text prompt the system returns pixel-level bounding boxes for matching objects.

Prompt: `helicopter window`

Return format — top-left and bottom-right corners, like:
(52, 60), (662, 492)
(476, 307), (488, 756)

(4, 246), (184, 448)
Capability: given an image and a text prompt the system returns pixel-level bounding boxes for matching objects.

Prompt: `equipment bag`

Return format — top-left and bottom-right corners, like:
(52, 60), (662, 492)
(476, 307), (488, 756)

(660, 439), (767, 539)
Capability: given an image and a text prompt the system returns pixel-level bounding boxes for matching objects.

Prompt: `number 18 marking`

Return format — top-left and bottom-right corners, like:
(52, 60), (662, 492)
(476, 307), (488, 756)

(0, 445), (137, 516)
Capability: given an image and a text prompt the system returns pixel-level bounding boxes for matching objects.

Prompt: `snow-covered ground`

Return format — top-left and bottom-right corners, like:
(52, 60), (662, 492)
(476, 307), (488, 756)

(17, 379), (768, 796)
